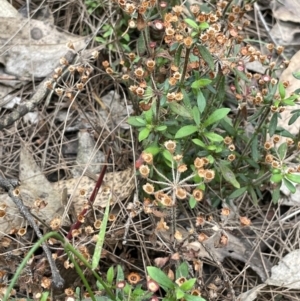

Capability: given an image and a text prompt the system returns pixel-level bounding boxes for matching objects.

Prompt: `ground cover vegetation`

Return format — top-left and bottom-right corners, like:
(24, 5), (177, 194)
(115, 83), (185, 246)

(2, 0), (300, 300)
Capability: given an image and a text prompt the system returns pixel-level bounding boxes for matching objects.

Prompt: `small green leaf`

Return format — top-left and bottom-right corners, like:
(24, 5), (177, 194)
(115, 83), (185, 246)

(203, 132), (224, 142)
(197, 89), (206, 113)
(283, 178), (296, 193)
(106, 266), (114, 285)
(248, 185), (258, 205)
(138, 128), (150, 141)
(144, 108), (153, 123)
(228, 187), (247, 199)
(184, 18), (199, 30)
(279, 82), (286, 99)
(175, 125), (198, 138)
(218, 161), (240, 188)
(176, 262), (189, 279)
(127, 116), (146, 127)
(286, 173), (300, 184)
(292, 70), (300, 80)
(176, 288), (185, 299)
(162, 149), (173, 163)
(192, 138), (205, 148)
(271, 185), (281, 204)
(192, 106), (200, 126)
(116, 265), (124, 282)
(169, 102), (192, 118)
(269, 113), (278, 137)
(270, 173), (283, 183)
(251, 136), (259, 161)
(189, 196), (197, 208)
(203, 108), (230, 127)
(144, 145), (160, 155)
(147, 267), (174, 290)
(289, 110), (300, 125)
(278, 142), (287, 161)
(197, 45), (214, 70)
(191, 78), (212, 89)
(180, 279), (197, 291)
(198, 22), (209, 30)
(155, 125), (167, 131)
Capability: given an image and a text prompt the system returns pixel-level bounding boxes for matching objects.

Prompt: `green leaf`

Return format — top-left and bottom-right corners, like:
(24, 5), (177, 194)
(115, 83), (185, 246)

(116, 265), (124, 282)
(147, 267), (174, 290)
(144, 145), (160, 155)
(180, 278), (197, 291)
(176, 262), (189, 279)
(251, 135), (259, 161)
(144, 108), (153, 123)
(269, 113), (278, 137)
(197, 45), (214, 70)
(138, 128), (150, 141)
(197, 89), (206, 113)
(169, 102), (192, 118)
(192, 106), (200, 126)
(218, 161), (240, 188)
(279, 82), (286, 99)
(198, 22), (209, 30)
(271, 185), (281, 204)
(155, 125), (167, 131)
(234, 68), (250, 82)
(278, 142), (287, 161)
(192, 138), (205, 148)
(203, 132), (224, 142)
(270, 173), (283, 183)
(228, 187), (247, 199)
(174, 44), (183, 66)
(127, 116), (146, 127)
(283, 178), (296, 193)
(162, 149), (173, 163)
(191, 78), (212, 89)
(248, 185), (258, 205)
(175, 125), (198, 139)
(286, 173), (300, 184)
(203, 108), (230, 127)
(289, 110), (300, 125)
(292, 70), (300, 80)
(189, 196), (197, 208)
(176, 288), (185, 299)
(106, 266), (114, 285)
(184, 18), (199, 30)
(184, 294), (206, 301)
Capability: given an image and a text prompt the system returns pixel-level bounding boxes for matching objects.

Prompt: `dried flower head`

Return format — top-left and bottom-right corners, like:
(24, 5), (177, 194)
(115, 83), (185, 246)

(228, 144), (235, 151)
(264, 141), (273, 150)
(183, 36), (193, 48)
(41, 277), (52, 289)
(221, 207), (230, 216)
(265, 154), (273, 163)
(194, 157), (205, 169)
(204, 170), (215, 182)
(134, 67), (145, 79)
(198, 232), (209, 242)
(176, 188), (187, 199)
(139, 164), (150, 178)
(286, 138), (294, 146)
(146, 59), (156, 71)
(143, 183), (155, 194)
(177, 164), (187, 173)
(240, 216), (251, 226)
(17, 228), (27, 236)
(94, 219), (102, 229)
(141, 152), (153, 164)
(273, 135), (281, 144)
(164, 140), (176, 153)
(147, 279), (159, 292)
(50, 217), (61, 230)
(228, 154), (236, 161)
(224, 136), (232, 145)
(127, 272), (141, 284)
(193, 189), (204, 202)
